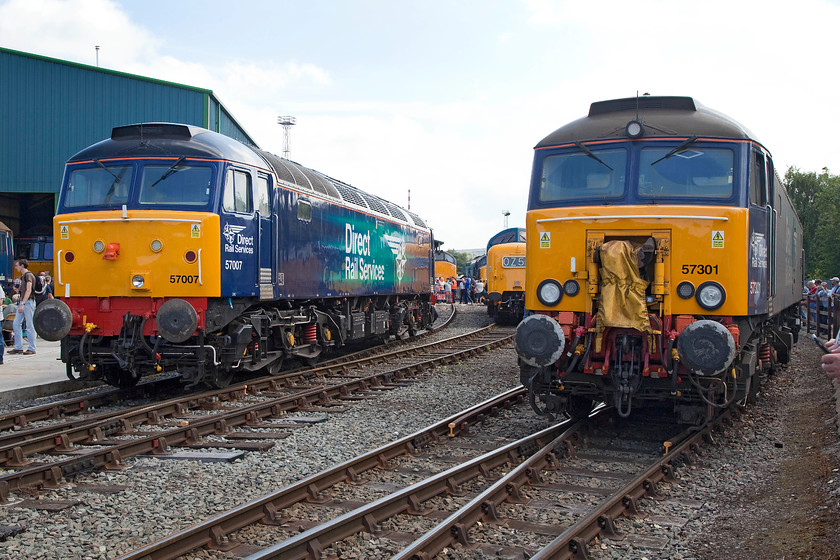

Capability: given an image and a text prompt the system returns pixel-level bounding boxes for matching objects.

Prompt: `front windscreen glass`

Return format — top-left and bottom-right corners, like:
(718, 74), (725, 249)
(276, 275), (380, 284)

(64, 165), (132, 207)
(638, 147), (734, 199)
(539, 149), (627, 202)
(139, 164), (213, 206)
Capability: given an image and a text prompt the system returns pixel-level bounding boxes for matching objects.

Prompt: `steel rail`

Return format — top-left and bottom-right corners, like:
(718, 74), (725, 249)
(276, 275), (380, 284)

(0, 305), (457, 432)
(115, 387), (535, 560)
(395, 413), (712, 560)
(0, 325), (511, 502)
(0, 320), (491, 468)
(242, 414), (580, 560)
(528, 419), (719, 560)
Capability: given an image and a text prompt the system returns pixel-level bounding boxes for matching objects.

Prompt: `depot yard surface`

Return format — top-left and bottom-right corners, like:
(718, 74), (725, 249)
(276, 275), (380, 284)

(0, 307), (837, 558)
(0, 338), (99, 404)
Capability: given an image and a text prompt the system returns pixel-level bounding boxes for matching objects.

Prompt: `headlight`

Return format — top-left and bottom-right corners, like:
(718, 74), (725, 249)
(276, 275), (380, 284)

(150, 239), (163, 252)
(625, 120), (644, 138)
(696, 281), (725, 310)
(93, 240), (105, 253)
(537, 279), (563, 306)
(131, 274), (145, 288)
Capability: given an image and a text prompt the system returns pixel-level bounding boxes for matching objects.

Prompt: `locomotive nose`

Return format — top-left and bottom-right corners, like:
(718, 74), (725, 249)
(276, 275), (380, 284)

(515, 314), (566, 368)
(33, 299), (74, 341)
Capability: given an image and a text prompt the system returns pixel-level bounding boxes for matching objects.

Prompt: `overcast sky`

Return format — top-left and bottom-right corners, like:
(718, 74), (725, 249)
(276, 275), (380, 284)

(2, 0), (838, 250)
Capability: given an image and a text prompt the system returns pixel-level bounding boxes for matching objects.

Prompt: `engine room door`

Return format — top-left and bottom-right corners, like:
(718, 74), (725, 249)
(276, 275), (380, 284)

(256, 173), (274, 300)
(747, 149), (771, 315)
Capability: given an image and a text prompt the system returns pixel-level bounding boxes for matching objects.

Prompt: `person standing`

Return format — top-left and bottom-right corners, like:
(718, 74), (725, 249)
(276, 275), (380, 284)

(9, 259), (36, 355)
(36, 273), (54, 304)
(0, 282), (4, 365)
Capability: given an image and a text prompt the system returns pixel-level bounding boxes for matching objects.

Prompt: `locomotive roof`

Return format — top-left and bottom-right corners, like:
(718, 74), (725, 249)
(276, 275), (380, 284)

(69, 123), (268, 168)
(68, 123), (427, 230)
(536, 96), (762, 148)
(486, 227), (526, 251)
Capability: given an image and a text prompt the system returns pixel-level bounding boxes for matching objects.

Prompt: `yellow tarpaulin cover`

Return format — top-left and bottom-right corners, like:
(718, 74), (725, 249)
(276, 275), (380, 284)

(594, 240), (651, 351)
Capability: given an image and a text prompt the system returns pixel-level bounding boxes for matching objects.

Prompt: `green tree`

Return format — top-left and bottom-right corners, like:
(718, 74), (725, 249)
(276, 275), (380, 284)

(786, 167), (840, 278)
(449, 250), (472, 275)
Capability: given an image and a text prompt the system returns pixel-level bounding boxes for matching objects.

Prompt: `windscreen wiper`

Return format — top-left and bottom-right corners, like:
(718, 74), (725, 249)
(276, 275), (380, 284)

(574, 141), (613, 171)
(149, 156), (186, 188)
(94, 158), (122, 182)
(650, 136), (698, 166)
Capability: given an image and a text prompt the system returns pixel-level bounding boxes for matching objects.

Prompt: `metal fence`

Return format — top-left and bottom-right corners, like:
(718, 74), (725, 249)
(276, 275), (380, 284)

(801, 295), (840, 339)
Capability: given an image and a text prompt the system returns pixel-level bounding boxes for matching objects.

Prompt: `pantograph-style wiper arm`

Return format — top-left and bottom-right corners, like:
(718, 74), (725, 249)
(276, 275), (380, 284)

(574, 141), (613, 171)
(650, 136), (698, 166)
(149, 156), (186, 188)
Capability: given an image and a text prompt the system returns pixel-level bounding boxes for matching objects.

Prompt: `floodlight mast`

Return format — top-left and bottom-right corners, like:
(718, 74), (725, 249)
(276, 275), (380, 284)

(277, 116), (296, 159)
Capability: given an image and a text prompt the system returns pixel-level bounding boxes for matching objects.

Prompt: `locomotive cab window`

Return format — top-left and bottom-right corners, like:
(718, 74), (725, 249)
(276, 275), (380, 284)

(223, 169), (253, 214)
(749, 150), (767, 206)
(539, 148), (627, 202)
(638, 146), (734, 199)
(139, 163), (212, 206)
(64, 165), (132, 207)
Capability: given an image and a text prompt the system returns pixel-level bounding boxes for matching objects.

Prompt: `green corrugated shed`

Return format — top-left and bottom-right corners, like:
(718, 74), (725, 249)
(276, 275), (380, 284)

(0, 46), (259, 196)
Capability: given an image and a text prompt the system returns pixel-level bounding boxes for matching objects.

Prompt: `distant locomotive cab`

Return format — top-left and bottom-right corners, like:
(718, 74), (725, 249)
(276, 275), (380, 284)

(515, 96), (803, 424)
(434, 250), (457, 280)
(485, 227), (526, 325)
(37, 123), (436, 388)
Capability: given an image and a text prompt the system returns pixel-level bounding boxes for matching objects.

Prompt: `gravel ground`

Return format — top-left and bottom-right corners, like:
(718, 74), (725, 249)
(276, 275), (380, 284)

(1, 306), (839, 559)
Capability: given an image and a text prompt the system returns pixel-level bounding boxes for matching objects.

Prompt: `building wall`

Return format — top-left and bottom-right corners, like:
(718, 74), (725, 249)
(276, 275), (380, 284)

(0, 47), (257, 211)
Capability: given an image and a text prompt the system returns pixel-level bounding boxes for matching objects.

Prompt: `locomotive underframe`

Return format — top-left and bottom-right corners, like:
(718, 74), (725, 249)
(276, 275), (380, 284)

(61, 294), (435, 388)
(521, 307), (798, 425)
(487, 290), (526, 325)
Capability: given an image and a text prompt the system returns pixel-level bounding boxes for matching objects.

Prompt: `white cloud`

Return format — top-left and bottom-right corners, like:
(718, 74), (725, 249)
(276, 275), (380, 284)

(2, 0), (840, 249)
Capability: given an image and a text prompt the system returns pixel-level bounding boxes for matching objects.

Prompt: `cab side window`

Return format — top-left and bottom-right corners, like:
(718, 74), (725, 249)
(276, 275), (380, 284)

(749, 151), (767, 207)
(223, 169), (253, 214)
(256, 174), (270, 215)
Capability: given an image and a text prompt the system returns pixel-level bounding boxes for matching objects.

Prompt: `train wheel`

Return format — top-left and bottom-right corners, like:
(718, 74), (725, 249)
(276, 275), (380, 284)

(567, 396), (594, 420)
(103, 366), (140, 389)
(207, 367), (234, 389)
(266, 357), (285, 375)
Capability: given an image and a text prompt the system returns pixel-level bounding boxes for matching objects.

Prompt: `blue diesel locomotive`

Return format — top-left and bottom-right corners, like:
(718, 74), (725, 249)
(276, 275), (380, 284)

(35, 123), (437, 388)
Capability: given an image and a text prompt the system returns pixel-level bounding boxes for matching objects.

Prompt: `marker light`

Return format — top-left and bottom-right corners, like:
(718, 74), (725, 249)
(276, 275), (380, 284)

(131, 275), (145, 288)
(677, 281), (695, 299)
(150, 239), (163, 252)
(563, 279), (580, 297)
(93, 240), (105, 253)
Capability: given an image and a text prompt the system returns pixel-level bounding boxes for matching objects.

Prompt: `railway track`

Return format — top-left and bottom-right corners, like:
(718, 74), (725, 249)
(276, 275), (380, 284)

(114, 396), (718, 560)
(0, 313), (513, 500)
(0, 305), (459, 433)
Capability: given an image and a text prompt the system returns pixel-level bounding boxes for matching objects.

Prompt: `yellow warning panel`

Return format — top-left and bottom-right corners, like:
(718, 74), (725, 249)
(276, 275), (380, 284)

(540, 232), (551, 248)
